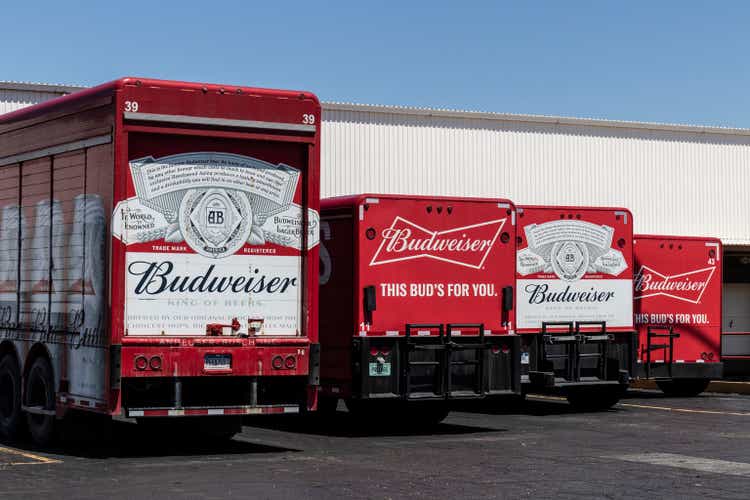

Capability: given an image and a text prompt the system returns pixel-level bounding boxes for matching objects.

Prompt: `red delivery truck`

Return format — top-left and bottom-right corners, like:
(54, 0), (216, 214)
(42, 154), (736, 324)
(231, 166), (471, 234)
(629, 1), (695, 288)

(633, 235), (723, 395)
(516, 206), (637, 409)
(319, 195), (520, 424)
(0, 78), (321, 445)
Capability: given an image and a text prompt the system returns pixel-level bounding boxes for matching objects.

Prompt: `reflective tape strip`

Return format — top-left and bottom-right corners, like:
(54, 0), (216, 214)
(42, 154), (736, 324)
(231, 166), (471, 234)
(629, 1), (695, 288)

(386, 331), (399, 336)
(123, 112), (316, 133)
(129, 405), (299, 417)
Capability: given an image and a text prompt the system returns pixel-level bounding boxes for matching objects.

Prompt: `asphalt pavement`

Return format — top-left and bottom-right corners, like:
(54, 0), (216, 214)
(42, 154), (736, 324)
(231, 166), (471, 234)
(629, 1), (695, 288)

(1, 390), (750, 499)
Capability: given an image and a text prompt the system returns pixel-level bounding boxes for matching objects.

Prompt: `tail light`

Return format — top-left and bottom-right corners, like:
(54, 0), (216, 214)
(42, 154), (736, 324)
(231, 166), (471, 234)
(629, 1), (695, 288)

(149, 355), (162, 371)
(369, 347), (379, 356)
(284, 355), (297, 369)
(272, 355), (284, 370)
(134, 355), (148, 371)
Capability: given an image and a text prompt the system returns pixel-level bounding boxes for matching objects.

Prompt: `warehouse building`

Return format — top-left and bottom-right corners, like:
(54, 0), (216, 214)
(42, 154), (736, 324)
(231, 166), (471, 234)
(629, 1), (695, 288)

(1, 80), (748, 360)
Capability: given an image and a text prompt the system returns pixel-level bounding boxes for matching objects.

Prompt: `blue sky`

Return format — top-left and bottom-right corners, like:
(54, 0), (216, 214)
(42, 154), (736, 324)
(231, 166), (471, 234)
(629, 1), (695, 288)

(3, 1), (749, 127)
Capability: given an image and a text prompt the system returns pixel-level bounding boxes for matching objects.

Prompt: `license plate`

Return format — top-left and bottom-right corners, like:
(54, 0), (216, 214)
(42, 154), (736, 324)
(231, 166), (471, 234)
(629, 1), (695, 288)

(369, 362), (391, 376)
(204, 354), (231, 370)
(521, 352), (530, 365)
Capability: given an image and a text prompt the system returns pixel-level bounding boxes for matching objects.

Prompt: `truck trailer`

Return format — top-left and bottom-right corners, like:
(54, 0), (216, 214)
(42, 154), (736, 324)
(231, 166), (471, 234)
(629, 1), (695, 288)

(319, 194), (520, 424)
(633, 235), (723, 395)
(515, 205), (637, 409)
(0, 77), (321, 445)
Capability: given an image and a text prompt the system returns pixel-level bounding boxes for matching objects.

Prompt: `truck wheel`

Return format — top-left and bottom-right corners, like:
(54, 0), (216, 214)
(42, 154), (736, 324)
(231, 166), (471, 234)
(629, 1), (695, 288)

(567, 386), (624, 411)
(24, 357), (57, 446)
(656, 379), (710, 397)
(0, 354), (23, 439)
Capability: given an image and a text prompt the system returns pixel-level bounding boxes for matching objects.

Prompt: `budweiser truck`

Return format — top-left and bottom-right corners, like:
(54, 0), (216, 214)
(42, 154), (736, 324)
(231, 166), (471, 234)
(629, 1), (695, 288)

(0, 78), (321, 445)
(319, 195), (520, 424)
(516, 206), (637, 409)
(633, 235), (723, 396)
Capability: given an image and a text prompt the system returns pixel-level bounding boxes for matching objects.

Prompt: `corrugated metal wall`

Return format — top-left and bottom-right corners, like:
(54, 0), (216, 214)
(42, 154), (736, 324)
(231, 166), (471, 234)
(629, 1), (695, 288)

(322, 108), (750, 245)
(0, 89), (64, 114)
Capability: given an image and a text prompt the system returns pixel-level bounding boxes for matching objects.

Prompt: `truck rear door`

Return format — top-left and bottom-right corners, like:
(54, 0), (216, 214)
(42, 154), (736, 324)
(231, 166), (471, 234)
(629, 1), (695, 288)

(117, 131), (318, 337)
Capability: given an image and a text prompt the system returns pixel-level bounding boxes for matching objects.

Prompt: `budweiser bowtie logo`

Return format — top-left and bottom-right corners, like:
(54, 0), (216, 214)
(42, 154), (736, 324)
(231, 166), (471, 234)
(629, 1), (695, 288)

(634, 265), (715, 304)
(369, 216), (506, 269)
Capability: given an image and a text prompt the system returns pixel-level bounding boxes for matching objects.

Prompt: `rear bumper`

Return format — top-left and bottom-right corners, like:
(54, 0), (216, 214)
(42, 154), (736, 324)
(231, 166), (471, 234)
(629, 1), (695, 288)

(637, 361), (723, 380)
(126, 404), (299, 418)
(520, 330), (636, 392)
(343, 333), (521, 401)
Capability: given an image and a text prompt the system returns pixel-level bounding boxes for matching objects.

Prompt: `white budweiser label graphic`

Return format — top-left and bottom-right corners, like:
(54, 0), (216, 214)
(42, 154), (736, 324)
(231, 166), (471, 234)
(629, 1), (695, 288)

(369, 217), (506, 269)
(634, 265), (715, 304)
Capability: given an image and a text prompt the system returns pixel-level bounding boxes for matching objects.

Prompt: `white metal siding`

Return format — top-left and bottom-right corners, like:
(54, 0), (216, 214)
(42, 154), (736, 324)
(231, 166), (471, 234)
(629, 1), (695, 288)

(0, 89), (65, 114)
(3, 86), (750, 244)
(323, 108), (750, 245)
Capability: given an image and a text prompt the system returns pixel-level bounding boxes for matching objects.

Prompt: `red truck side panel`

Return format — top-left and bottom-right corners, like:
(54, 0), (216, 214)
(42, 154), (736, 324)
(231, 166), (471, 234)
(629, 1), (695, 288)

(634, 235), (722, 364)
(516, 205), (635, 332)
(320, 194), (519, 400)
(354, 196), (516, 334)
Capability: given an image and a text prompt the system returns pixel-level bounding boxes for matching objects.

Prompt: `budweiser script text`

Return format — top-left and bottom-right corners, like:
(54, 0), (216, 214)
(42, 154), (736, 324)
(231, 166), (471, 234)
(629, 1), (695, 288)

(380, 227), (494, 253)
(128, 261), (297, 295)
(524, 283), (616, 304)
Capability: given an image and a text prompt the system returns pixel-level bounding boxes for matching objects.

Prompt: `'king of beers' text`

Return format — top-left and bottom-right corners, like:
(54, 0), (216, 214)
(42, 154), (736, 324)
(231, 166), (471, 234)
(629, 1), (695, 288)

(128, 261), (297, 295)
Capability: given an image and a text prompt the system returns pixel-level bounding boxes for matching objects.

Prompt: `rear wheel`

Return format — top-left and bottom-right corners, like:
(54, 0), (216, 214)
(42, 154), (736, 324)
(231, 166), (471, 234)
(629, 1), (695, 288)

(24, 357), (57, 446)
(0, 354), (23, 439)
(656, 379), (710, 397)
(567, 386), (625, 411)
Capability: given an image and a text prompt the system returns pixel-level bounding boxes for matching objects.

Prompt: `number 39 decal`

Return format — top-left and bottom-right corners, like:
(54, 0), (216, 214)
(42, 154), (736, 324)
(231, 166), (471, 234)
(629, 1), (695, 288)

(124, 101), (139, 112)
(302, 114), (315, 125)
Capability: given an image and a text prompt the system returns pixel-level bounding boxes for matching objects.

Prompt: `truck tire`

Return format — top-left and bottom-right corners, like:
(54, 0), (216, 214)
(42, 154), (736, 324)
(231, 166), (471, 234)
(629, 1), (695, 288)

(24, 357), (57, 446)
(567, 386), (624, 411)
(0, 354), (23, 439)
(656, 379), (710, 397)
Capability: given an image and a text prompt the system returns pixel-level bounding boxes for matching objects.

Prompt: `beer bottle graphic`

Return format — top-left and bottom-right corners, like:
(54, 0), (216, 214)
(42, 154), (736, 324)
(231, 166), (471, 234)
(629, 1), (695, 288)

(67, 194), (107, 399)
(27, 200), (55, 333)
(0, 205), (20, 329)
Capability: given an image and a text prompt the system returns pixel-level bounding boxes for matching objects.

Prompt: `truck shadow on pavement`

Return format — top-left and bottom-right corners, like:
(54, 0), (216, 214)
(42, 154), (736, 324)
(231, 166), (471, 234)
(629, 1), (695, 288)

(0, 420), (300, 460)
(244, 412), (505, 438)
(452, 396), (621, 416)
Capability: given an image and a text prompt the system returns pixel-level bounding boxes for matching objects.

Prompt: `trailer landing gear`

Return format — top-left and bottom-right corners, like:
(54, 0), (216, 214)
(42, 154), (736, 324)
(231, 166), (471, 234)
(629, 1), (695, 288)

(656, 379), (711, 397)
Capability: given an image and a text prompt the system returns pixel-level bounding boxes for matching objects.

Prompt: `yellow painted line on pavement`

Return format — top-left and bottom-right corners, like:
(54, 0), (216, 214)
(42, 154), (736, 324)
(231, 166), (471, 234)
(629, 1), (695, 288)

(618, 402), (750, 417)
(0, 446), (62, 465)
